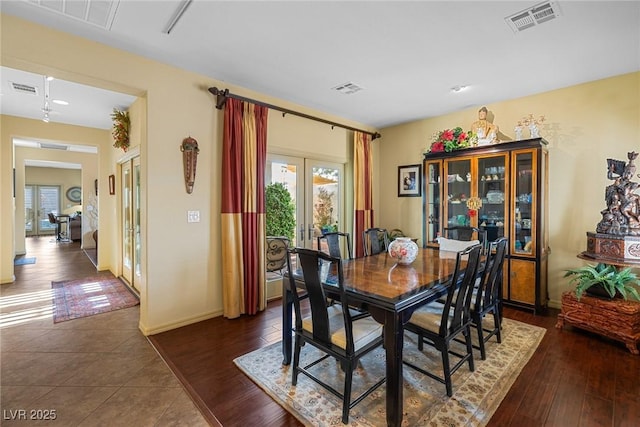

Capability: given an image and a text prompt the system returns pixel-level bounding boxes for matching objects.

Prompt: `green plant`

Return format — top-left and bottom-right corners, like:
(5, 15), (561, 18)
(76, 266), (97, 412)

(564, 263), (640, 301)
(111, 109), (130, 151)
(265, 182), (295, 241)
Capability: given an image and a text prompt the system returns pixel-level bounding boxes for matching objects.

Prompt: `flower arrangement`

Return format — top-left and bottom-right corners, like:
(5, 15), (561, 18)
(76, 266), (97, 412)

(426, 127), (476, 154)
(111, 109), (130, 152)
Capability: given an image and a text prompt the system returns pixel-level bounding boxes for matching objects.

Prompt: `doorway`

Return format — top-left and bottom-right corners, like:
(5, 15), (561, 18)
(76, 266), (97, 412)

(266, 154), (345, 250)
(24, 184), (61, 236)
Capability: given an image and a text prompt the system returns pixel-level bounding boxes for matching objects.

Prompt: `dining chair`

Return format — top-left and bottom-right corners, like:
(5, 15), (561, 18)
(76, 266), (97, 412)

(470, 237), (508, 360)
(362, 227), (389, 256)
(266, 236), (290, 276)
(444, 226), (489, 254)
(317, 231), (353, 260)
(403, 244), (483, 397)
(286, 247), (386, 424)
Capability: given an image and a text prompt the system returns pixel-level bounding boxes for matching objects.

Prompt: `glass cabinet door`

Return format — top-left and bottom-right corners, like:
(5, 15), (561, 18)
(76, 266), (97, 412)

(477, 155), (508, 243)
(445, 159), (472, 230)
(513, 150), (536, 255)
(425, 161), (441, 245)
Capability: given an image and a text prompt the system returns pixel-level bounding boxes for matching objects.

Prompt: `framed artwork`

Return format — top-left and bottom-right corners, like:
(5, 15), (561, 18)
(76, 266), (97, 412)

(66, 186), (82, 203)
(108, 174), (116, 195)
(398, 164), (422, 197)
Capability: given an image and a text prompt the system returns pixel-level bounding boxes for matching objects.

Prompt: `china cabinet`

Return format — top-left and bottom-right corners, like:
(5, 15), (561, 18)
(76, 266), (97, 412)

(423, 138), (549, 313)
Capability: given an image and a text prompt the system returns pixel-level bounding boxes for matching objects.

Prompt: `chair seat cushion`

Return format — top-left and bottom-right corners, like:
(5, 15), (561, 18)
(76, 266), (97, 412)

(408, 303), (453, 334)
(302, 306), (382, 351)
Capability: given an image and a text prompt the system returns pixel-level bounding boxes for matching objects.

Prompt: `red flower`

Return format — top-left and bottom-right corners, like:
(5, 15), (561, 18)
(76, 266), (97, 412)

(431, 141), (445, 152)
(468, 209), (477, 217)
(442, 129), (454, 141)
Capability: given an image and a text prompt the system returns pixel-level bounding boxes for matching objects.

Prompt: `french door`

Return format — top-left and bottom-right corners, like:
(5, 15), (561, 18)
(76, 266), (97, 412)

(121, 157), (141, 290)
(24, 185), (60, 236)
(266, 154), (344, 250)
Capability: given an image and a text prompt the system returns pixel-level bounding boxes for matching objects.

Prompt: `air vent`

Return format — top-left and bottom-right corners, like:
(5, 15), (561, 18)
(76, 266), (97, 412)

(39, 143), (68, 151)
(332, 82), (364, 95)
(505, 1), (561, 33)
(10, 82), (38, 95)
(27, 0), (120, 29)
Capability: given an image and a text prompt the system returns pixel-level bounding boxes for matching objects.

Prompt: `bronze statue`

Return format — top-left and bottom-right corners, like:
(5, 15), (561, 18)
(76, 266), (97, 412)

(597, 152), (640, 235)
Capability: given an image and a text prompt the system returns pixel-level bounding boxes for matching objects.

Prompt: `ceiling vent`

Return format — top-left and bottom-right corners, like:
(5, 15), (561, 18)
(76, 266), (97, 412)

(10, 82), (38, 96)
(39, 142), (69, 151)
(332, 82), (364, 95)
(27, 0), (120, 29)
(505, 1), (561, 33)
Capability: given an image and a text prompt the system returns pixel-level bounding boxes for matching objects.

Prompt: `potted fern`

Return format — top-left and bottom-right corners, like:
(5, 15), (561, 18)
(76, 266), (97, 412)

(564, 263), (640, 301)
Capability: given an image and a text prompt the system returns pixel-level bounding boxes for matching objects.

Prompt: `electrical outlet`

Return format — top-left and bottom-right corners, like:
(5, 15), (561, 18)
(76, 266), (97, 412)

(187, 210), (200, 223)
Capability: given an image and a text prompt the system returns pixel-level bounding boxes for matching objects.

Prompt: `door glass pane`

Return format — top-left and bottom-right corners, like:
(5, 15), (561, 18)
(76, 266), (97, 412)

(312, 166), (340, 250)
(134, 160), (141, 280)
(478, 156), (507, 243)
(122, 166), (132, 270)
(25, 186), (34, 233)
(267, 160), (300, 247)
(425, 162), (441, 244)
(514, 152), (534, 254)
(38, 186), (60, 233)
(445, 159), (471, 229)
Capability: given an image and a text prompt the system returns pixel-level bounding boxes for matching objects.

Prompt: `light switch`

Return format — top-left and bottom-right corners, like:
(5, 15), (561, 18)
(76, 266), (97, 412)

(187, 210), (200, 223)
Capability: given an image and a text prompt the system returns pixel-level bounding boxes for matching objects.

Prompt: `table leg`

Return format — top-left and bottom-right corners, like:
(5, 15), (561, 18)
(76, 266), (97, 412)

(369, 307), (404, 427)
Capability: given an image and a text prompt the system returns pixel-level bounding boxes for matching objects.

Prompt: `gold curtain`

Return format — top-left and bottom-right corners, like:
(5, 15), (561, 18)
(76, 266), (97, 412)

(353, 132), (374, 258)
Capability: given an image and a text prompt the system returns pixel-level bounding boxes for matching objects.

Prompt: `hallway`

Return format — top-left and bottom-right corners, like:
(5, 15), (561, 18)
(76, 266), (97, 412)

(0, 237), (208, 426)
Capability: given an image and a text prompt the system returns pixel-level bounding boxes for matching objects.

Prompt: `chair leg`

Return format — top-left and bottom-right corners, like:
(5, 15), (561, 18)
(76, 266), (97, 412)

(464, 328), (475, 372)
(292, 336), (302, 386)
(494, 309), (502, 343)
(441, 347), (453, 397)
(476, 317), (487, 360)
(342, 361), (354, 424)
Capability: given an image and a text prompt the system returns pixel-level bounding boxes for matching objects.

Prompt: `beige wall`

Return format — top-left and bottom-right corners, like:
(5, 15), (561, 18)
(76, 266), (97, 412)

(0, 14), (376, 334)
(377, 72), (640, 308)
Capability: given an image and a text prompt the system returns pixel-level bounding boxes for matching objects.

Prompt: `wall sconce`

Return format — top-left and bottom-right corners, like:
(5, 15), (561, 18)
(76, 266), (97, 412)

(180, 136), (199, 194)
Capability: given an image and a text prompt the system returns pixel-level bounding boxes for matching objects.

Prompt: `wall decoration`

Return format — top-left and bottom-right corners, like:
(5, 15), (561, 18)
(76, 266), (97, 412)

(181, 136), (200, 194)
(66, 186), (82, 203)
(398, 164), (422, 197)
(111, 109), (130, 152)
(108, 174), (116, 195)
(94, 179), (98, 196)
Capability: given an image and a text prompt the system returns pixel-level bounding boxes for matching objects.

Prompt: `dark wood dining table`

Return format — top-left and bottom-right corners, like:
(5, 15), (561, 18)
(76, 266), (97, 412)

(281, 248), (461, 427)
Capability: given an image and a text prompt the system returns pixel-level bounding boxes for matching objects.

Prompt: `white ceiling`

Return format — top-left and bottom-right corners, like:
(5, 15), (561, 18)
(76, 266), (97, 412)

(1, 1), (639, 131)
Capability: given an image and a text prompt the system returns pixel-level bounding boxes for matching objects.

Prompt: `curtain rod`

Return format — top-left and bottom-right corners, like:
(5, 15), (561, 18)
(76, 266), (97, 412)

(208, 87), (381, 140)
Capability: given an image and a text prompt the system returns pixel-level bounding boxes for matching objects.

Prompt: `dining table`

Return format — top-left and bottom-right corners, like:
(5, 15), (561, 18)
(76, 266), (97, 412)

(281, 248), (462, 427)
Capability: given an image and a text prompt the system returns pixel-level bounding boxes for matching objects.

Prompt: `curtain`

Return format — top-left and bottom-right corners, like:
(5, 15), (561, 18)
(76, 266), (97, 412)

(221, 98), (268, 318)
(353, 132), (374, 258)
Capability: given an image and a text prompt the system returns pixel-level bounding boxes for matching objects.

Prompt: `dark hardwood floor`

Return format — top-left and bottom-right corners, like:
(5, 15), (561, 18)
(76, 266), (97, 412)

(16, 237), (637, 426)
(150, 297), (640, 426)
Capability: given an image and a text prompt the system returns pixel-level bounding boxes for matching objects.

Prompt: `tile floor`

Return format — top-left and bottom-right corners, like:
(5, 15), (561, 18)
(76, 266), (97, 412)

(1, 237), (209, 426)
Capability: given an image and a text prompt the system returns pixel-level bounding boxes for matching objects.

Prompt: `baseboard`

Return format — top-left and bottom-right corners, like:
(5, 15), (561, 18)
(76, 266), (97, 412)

(139, 310), (223, 336)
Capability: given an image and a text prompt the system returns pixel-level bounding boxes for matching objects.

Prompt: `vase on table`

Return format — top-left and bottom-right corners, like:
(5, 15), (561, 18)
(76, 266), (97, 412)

(388, 237), (418, 265)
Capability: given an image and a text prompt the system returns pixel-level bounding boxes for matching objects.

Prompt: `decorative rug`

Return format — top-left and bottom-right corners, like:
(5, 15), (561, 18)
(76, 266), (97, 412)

(14, 257), (36, 266)
(51, 276), (139, 323)
(234, 317), (545, 426)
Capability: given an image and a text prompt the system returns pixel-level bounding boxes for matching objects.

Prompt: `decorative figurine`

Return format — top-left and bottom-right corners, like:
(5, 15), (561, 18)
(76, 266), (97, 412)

(514, 121), (523, 141)
(596, 152), (640, 236)
(521, 114), (545, 139)
(471, 106), (498, 145)
(181, 136), (200, 194)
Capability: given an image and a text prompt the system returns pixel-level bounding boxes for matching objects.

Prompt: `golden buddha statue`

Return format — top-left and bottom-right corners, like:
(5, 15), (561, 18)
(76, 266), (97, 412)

(471, 106), (498, 144)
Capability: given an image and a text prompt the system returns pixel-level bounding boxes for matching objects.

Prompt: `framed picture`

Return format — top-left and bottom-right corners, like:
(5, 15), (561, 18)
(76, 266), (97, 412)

(398, 164), (422, 197)
(108, 174), (116, 195)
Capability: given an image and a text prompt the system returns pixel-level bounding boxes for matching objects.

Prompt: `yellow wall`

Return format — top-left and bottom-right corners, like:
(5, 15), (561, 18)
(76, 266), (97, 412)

(378, 72), (640, 308)
(0, 14), (376, 334)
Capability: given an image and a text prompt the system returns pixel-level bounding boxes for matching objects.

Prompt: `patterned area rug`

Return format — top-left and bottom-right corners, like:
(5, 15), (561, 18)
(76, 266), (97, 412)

(234, 317), (545, 426)
(52, 276), (139, 323)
